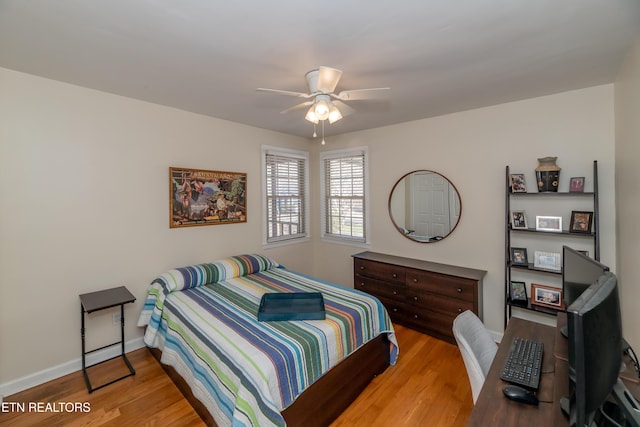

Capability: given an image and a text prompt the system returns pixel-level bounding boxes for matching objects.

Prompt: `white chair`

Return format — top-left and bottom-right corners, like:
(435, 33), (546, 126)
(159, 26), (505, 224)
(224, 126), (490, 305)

(452, 310), (498, 404)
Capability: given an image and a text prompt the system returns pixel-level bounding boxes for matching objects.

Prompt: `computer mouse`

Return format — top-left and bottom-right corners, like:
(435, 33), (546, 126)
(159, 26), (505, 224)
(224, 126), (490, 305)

(502, 385), (539, 405)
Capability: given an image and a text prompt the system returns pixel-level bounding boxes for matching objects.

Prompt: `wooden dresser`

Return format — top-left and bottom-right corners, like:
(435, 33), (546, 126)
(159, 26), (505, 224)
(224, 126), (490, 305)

(352, 251), (486, 344)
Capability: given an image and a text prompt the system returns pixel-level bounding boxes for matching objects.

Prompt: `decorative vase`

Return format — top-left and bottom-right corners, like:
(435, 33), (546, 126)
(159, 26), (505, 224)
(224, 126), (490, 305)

(535, 156), (560, 192)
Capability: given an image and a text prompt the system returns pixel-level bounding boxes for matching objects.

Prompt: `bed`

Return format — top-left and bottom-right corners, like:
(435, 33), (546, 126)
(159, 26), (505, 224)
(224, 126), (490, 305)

(137, 254), (398, 427)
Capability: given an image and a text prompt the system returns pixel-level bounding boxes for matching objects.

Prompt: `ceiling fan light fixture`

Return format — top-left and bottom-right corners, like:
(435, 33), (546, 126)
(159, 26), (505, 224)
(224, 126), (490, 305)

(314, 95), (331, 120)
(305, 107), (319, 124)
(328, 105), (342, 124)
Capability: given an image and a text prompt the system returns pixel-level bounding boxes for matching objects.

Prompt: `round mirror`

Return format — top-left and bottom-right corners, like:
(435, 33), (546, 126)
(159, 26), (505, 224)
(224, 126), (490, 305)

(388, 170), (462, 243)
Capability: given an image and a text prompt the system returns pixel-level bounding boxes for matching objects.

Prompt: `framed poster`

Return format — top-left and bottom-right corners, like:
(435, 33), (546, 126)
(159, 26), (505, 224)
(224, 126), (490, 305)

(170, 167), (247, 228)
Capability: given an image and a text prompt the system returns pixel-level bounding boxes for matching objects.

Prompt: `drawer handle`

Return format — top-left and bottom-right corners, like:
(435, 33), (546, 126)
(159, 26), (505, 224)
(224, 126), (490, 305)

(458, 308), (463, 313)
(359, 282), (365, 287)
(393, 290), (398, 295)
(457, 288), (463, 293)
(413, 314), (419, 319)
(412, 278), (418, 283)
(413, 296), (418, 301)
(360, 266), (365, 270)
(393, 308), (399, 312)
(392, 273), (398, 278)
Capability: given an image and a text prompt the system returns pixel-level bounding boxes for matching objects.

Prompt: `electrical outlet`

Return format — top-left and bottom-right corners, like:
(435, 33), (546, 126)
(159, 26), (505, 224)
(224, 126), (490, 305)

(113, 311), (122, 325)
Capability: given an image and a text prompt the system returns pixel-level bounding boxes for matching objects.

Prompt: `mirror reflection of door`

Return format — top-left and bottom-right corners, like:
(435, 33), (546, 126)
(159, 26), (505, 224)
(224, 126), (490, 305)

(389, 170), (461, 243)
(409, 171), (455, 238)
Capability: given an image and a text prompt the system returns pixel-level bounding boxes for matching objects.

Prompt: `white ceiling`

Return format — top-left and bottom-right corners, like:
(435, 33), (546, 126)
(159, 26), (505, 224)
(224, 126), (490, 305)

(1, 1), (639, 138)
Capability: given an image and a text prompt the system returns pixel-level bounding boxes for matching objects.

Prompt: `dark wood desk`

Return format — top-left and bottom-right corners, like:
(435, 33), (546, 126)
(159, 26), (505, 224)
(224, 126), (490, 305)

(467, 314), (640, 426)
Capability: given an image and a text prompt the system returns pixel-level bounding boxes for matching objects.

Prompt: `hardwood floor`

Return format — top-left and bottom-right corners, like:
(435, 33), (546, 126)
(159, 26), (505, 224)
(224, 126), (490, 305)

(1, 325), (473, 426)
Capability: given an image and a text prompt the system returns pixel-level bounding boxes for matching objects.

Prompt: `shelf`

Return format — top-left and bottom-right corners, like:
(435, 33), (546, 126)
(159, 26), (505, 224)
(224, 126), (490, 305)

(509, 227), (595, 237)
(509, 262), (562, 275)
(509, 191), (594, 197)
(508, 299), (563, 316)
(504, 161), (599, 328)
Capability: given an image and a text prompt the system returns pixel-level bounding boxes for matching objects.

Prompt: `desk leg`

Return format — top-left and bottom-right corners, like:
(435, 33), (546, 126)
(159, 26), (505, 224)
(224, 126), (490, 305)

(120, 304), (125, 356)
(81, 305), (92, 392)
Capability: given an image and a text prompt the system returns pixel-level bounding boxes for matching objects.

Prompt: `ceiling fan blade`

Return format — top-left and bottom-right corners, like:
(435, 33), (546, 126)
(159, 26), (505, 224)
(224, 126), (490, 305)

(317, 66), (343, 93)
(280, 101), (314, 114)
(335, 87), (390, 101)
(333, 100), (356, 117)
(256, 88), (312, 98)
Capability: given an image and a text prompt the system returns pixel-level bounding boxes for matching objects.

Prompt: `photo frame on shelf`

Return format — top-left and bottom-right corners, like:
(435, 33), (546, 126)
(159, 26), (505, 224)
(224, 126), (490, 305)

(509, 281), (528, 306)
(569, 177), (585, 193)
(535, 215), (563, 232)
(533, 251), (562, 271)
(531, 283), (563, 309)
(569, 211), (593, 234)
(510, 174), (527, 193)
(510, 210), (528, 229)
(510, 247), (529, 266)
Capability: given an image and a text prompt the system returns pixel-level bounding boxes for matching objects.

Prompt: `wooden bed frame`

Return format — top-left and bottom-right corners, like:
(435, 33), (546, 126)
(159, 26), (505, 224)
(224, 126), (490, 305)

(149, 333), (391, 426)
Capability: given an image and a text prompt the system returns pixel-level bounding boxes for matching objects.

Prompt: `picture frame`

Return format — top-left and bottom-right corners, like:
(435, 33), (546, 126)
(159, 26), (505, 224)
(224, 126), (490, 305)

(510, 210), (528, 229)
(569, 211), (593, 234)
(510, 247), (529, 266)
(535, 215), (563, 232)
(509, 281), (528, 306)
(569, 177), (585, 193)
(510, 174), (527, 193)
(170, 167), (247, 228)
(531, 283), (563, 309)
(533, 251), (562, 271)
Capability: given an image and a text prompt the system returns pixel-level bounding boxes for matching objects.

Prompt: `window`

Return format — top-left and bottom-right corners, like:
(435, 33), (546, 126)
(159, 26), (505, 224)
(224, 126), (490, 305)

(262, 146), (309, 245)
(320, 147), (369, 244)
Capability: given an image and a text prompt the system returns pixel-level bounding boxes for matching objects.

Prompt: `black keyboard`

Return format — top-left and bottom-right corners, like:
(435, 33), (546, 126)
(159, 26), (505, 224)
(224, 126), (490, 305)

(500, 337), (544, 390)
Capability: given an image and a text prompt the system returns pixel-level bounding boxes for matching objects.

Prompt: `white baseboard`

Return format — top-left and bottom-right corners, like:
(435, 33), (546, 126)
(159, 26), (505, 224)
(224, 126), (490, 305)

(0, 337), (145, 399)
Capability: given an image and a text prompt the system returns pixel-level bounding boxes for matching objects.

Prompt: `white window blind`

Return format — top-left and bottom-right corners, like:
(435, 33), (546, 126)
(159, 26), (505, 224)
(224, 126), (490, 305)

(321, 148), (367, 243)
(264, 148), (308, 244)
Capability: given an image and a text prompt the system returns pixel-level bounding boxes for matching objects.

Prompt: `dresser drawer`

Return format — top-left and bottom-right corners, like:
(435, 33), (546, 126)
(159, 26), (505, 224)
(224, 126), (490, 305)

(403, 285), (474, 315)
(374, 296), (409, 323)
(354, 275), (404, 300)
(354, 259), (405, 284)
(423, 292), (475, 317)
(406, 268), (476, 302)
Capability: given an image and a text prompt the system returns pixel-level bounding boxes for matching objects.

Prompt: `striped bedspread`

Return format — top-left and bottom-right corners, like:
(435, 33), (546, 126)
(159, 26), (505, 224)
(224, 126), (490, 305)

(138, 255), (398, 427)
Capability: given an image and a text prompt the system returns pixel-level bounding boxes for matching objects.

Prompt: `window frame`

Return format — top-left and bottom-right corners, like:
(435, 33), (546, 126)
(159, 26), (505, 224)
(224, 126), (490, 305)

(262, 145), (310, 247)
(320, 147), (370, 246)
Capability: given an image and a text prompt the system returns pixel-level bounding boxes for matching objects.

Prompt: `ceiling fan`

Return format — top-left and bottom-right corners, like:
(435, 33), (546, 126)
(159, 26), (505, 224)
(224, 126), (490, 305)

(257, 66), (390, 126)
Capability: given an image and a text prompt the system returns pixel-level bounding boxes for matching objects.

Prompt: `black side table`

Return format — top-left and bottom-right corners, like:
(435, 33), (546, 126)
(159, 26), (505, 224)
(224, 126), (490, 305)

(79, 286), (136, 393)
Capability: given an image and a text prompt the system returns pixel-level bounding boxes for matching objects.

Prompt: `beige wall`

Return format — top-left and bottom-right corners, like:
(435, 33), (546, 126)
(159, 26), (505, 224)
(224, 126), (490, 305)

(310, 85), (617, 335)
(0, 66), (622, 394)
(0, 68), (312, 387)
(615, 34), (640, 352)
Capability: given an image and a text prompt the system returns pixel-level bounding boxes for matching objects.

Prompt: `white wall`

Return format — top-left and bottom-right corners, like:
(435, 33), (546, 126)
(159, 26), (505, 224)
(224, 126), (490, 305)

(310, 85), (617, 335)
(0, 68), (312, 388)
(615, 34), (640, 352)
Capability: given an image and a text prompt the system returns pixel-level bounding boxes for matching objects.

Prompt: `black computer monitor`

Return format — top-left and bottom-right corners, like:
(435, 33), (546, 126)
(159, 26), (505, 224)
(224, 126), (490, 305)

(562, 245), (609, 308)
(564, 272), (640, 427)
(561, 246), (609, 338)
